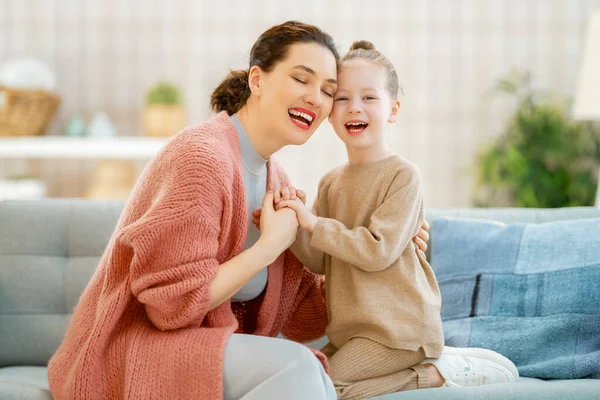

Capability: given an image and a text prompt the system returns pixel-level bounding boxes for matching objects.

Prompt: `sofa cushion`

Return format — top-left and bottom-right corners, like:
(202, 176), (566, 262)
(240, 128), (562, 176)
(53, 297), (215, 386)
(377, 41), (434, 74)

(431, 217), (600, 379)
(0, 200), (123, 367)
(375, 377), (600, 400)
(0, 366), (51, 400)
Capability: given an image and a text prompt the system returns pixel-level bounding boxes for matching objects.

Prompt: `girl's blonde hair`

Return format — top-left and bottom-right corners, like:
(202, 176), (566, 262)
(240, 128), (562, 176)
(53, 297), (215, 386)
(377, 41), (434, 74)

(343, 40), (403, 100)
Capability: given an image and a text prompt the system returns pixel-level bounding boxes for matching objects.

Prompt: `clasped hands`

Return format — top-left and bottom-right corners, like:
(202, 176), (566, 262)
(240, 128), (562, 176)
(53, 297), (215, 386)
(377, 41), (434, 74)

(253, 186), (317, 232)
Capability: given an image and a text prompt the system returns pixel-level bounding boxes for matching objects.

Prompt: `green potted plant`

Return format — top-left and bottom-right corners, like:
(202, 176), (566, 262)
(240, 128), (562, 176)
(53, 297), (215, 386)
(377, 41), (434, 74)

(475, 70), (600, 207)
(142, 81), (186, 137)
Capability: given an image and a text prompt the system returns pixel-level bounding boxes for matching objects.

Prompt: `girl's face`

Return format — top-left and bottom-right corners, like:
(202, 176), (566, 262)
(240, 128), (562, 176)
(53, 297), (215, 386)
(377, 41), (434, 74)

(328, 59), (400, 151)
(249, 42), (338, 147)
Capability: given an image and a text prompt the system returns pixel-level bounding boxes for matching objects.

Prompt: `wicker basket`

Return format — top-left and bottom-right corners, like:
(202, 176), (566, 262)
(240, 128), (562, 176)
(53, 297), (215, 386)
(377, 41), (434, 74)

(0, 86), (61, 136)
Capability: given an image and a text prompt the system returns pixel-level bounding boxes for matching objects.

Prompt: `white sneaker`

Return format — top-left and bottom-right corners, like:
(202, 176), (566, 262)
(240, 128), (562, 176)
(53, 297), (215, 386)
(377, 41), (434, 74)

(422, 346), (519, 387)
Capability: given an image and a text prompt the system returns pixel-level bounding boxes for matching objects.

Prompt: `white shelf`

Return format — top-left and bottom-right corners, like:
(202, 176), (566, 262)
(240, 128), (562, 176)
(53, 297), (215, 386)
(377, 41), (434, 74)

(0, 136), (170, 160)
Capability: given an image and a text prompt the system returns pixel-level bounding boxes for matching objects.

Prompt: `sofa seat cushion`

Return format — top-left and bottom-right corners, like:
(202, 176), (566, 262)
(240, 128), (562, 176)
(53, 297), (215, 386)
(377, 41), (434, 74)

(375, 377), (600, 399)
(0, 366), (51, 399)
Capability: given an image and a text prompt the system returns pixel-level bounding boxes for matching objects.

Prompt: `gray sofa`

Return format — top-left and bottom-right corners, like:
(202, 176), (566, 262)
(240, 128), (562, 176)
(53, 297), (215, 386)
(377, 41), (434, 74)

(1, 199), (599, 400)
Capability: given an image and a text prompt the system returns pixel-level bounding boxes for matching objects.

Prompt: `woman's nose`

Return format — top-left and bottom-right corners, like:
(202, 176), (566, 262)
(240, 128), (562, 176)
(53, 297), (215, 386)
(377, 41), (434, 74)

(303, 87), (322, 109)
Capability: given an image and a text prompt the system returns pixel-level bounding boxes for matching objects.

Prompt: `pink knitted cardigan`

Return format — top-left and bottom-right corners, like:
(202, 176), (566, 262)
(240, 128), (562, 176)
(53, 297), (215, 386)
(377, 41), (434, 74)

(48, 112), (328, 399)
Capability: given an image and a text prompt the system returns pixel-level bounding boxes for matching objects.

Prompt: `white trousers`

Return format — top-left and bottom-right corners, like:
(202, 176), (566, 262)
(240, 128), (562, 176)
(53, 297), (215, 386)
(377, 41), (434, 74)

(223, 334), (336, 400)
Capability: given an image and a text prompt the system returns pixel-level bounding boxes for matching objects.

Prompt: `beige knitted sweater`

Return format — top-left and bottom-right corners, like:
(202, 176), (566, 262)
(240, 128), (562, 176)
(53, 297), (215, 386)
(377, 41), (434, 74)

(291, 155), (444, 357)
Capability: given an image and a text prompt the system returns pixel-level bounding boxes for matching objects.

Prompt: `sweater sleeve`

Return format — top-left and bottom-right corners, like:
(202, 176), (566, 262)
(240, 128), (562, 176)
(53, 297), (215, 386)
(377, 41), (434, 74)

(119, 142), (225, 331)
(310, 168), (423, 273)
(289, 204), (325, 275)
(289, 176), (332, 275)
(281, 253), (328, 343)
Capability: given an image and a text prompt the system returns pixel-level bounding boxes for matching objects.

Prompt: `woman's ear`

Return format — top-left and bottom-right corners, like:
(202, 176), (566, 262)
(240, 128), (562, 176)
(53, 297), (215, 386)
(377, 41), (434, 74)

(388, 100), (401, 123)
(248, 65), (263, 97)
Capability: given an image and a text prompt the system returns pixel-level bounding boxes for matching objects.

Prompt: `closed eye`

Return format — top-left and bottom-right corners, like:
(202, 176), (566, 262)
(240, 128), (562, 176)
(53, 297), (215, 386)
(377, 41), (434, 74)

(322, 90), (334, 98)
(292, 77), (306, 84)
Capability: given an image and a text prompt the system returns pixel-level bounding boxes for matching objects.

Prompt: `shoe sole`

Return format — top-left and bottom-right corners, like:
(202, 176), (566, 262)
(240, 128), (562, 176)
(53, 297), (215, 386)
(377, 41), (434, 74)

(443, 347), (520, 382)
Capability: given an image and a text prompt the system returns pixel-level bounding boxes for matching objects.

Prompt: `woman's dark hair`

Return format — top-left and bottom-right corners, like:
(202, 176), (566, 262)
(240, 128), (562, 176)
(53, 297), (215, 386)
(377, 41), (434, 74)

(210, 21), (340, 115)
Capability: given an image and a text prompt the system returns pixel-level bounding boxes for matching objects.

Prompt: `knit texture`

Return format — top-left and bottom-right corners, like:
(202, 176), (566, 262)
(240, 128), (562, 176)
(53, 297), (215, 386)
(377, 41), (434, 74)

(323, 338), (429, 399)
(291, 155), (444, 357)
(47, 112), (328, 400)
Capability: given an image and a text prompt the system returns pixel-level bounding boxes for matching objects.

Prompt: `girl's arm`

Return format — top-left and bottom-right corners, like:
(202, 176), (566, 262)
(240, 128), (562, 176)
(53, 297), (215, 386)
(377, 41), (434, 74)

(288, 198), (326, 275)
(279, 169), (424, 273)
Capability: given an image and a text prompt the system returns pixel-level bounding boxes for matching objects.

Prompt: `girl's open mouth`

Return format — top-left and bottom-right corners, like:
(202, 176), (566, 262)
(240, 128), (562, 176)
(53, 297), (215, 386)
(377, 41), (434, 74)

(345, 121), (368, 136)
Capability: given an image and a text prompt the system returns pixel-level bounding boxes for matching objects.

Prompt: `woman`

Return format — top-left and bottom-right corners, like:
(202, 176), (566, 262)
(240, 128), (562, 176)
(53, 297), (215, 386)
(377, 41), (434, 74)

(48, 21), (506, 400)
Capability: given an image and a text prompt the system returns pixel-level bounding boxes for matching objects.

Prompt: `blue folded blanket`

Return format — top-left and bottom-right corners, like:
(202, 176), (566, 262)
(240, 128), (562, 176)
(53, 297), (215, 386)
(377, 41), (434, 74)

(431, 217), (600, 379)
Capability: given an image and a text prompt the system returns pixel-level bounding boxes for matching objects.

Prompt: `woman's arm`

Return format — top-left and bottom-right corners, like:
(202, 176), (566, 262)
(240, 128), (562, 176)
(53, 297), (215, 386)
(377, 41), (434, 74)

(123, 206), (220, 331)
(120, 131), (299, 330)
(209, 193), (299, 309)
(124, 194), (298, 331)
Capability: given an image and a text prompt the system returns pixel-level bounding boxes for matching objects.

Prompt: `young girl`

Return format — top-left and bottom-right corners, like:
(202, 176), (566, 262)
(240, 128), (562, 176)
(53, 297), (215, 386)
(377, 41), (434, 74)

(264, 40), (519, 399)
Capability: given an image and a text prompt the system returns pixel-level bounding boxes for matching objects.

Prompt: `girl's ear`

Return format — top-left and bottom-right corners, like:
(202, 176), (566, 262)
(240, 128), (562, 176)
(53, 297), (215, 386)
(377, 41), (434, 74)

(248, 65), (263, 97)
(388, 100), (401, 123)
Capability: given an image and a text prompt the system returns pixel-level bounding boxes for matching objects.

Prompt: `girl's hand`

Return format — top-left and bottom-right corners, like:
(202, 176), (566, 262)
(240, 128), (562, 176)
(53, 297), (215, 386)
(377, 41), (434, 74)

(413, 220), (430, 257)
(251, 208), (262, 230)
(275, 198), (318, 232)
(273, 186), (307, 205)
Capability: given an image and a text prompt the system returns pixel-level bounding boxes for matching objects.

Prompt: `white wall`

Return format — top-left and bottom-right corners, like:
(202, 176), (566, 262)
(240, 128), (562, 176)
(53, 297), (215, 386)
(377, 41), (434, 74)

(1, 0), (598, 206)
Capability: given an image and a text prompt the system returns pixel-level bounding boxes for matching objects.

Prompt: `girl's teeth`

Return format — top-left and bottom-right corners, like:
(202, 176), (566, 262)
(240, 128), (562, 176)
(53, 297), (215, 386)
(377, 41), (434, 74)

(346, 122), (367, 132)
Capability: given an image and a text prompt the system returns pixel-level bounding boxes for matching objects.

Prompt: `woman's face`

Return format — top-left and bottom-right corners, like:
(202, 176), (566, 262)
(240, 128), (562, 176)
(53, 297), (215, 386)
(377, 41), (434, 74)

(251, 42), (338, 147)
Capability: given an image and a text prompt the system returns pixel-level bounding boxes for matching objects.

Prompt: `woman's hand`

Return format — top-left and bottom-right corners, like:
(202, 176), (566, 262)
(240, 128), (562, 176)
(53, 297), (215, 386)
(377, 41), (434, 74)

(256, 191), (299, 259)
(208, 191), (299, 310)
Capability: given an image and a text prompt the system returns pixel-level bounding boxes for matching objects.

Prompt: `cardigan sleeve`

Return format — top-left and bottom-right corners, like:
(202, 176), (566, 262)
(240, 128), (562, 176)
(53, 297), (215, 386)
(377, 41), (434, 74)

(119, 142), (226, 331)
